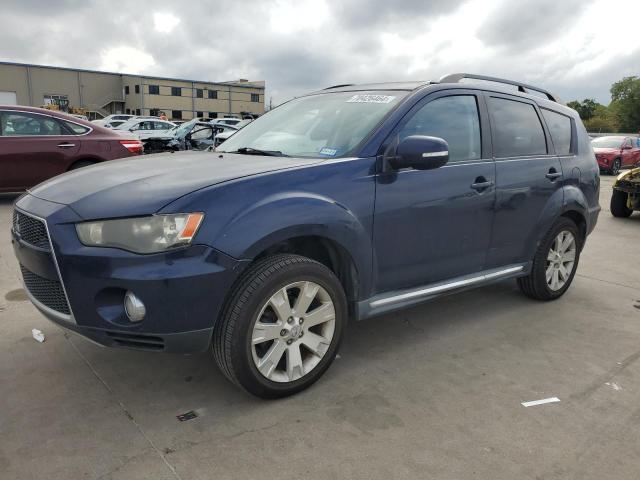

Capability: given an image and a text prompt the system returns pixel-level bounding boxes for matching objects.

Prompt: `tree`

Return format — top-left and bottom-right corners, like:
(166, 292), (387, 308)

(566, 98), (599, 120)
(610, 76), (640, 133)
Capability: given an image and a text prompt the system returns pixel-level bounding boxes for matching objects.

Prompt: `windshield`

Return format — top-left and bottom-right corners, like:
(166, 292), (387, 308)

(217, 91), (407, 158)
(592, 136), (624, 148)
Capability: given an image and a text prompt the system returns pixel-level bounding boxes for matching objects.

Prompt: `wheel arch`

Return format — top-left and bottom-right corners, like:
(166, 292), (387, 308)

(66, 157), (101, 171)
(211, 191), (374, 305)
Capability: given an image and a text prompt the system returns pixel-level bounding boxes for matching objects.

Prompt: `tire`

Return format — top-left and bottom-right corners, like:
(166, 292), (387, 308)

(517, 217), (581, 301)
(610, 189), (633, 218)
(609, 158), (621, 175)
(68, 160), (96, 171)
(213, 254), (347, 398)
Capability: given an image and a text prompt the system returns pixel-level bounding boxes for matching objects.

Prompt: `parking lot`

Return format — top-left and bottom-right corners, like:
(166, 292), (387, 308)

(0, 175), (638, 479)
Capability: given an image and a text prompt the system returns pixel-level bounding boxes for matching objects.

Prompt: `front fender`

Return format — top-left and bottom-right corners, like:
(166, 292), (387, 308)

(211, 191), (373, 294)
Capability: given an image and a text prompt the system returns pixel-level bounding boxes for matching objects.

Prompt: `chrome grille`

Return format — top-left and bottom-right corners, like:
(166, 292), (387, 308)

(20, 265), (71, 315)
(12, 210), (50, 250)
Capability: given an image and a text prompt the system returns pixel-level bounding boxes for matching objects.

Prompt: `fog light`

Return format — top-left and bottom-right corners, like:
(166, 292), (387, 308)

(124, 291), (146, 322)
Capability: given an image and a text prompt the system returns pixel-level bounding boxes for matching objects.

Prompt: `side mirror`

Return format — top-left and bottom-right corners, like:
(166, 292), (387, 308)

(390, 135), (449, 171)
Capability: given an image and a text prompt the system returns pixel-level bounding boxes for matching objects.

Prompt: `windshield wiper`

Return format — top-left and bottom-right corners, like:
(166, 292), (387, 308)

(229, 147), (288, 157)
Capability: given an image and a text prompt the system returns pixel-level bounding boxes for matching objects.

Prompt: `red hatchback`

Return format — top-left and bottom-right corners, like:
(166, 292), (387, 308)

(0, 105), (143, 192)
(591, 135), (640, 175)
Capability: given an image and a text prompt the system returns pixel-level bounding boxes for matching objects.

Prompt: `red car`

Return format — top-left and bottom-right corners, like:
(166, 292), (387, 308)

(591, 135), (640, 175)
(0, 105), (143, 192)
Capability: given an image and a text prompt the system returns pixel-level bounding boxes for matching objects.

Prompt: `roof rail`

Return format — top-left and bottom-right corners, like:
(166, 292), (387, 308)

(438, 73), (559, 103)
(323, 84), (355, 90)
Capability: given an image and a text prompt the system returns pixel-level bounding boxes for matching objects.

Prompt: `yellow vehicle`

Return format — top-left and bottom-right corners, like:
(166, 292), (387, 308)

(611, 167), (640, 217)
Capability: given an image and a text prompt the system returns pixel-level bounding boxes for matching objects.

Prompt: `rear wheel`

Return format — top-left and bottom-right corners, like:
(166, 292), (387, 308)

(213, 254), (347, 398)
(610, 189), (633, 218)
(68, 160), (96, 171)
(609, 158), (621, 175)
(517, 217), (580, 301)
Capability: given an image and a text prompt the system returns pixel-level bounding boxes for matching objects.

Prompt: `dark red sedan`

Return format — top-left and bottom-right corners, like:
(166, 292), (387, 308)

(0, 105), (143, 192)
(591, 135), (640, 175)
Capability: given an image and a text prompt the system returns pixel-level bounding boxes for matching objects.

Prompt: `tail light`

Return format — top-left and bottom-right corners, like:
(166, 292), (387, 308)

(120, 139), (144, 155)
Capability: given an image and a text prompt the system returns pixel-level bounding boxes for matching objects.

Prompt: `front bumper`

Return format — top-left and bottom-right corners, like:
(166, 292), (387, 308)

(13, 194), (244, 353)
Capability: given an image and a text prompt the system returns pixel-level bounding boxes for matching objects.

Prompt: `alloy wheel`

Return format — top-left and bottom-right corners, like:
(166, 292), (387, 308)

(545, 230), (576, 291)
(251, 281), (336, 383)
(612, 159), (621, 175)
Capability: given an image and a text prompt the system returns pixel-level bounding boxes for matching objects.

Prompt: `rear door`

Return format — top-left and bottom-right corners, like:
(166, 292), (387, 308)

(483, 93), (564, 268)
(0, 110), (80, 190)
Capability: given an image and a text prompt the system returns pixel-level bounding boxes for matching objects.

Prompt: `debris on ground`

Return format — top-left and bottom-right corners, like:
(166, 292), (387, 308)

(31, 329), (45, 343)
(605, 382), (622, 391)
(177, 410), (198, 422)
(521, 397), (560, 407)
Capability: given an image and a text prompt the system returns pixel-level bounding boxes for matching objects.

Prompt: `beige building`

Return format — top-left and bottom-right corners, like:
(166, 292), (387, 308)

(0, 61), (265, 121)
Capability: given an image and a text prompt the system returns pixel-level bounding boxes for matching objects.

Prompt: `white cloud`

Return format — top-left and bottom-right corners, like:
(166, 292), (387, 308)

(153, 12), (181, 33)
(269, 0), (329, 34)
(99, 46), (155, 73)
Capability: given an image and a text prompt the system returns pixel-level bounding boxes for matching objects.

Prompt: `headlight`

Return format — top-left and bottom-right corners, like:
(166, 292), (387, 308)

(76, 213), (204, 254)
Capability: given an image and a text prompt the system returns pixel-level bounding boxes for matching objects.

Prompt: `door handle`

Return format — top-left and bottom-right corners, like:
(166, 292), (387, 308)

(545, 168), (562, 181)
(470, 177), (494, 191)
(57, 143), (76, 148)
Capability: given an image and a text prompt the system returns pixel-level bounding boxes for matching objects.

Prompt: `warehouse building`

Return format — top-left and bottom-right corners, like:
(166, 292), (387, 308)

(0, 61), (265, 121)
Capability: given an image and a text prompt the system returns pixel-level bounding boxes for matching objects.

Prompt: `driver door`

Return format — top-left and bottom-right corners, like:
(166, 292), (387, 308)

(372, 91), (496, 293)
(187, 125), (215, 150)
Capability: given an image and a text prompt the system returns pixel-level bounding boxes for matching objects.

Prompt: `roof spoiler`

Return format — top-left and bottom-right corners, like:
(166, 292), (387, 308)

(439, 73), (560, 103)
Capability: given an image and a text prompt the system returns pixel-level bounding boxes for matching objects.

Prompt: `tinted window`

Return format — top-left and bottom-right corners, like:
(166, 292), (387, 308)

(0, 111), (62, 136)
(62, 120), (90, 135)
(399, 95), (481, 163)
(251, 93), (260, 102)
(172, 110), (182, 120)
(171, 87), (181, 97)
(196, 89), (203, 98)
(124, 86), (130, 95)
(134, 85), (140, 94)
(208, 90), (217, 99)
(488, 97), (547, 157)
(149, 85), (160, 95)
(542, 109), (572, 155)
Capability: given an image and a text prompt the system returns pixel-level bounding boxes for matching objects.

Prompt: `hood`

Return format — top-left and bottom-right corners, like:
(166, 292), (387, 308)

(29, 151), (322, 219)
(593, 147), (619, 154)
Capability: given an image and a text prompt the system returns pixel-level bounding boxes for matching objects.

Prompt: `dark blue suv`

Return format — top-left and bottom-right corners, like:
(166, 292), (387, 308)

(12, 74), (600, 398)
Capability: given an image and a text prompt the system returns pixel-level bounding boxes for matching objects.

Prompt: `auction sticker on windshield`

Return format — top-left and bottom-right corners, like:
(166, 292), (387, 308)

(346, 94), (396, 103)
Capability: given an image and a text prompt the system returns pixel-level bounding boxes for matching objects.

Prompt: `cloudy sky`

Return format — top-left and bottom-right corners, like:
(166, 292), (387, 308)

(1, 0), (638, 105)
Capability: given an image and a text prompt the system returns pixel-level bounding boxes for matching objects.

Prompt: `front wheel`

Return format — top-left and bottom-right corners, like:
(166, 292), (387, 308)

(517, 218), (581, 301)
(213, 254), (347, 398)
(610, 189), (633, 218)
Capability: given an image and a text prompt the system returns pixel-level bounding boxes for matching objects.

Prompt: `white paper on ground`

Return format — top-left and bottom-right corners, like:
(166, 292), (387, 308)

(31, 329), (45, 343)
(521, 397), (560, 407)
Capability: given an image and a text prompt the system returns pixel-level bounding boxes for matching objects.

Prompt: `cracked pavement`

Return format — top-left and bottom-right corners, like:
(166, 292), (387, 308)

(1, 175), (639, 479)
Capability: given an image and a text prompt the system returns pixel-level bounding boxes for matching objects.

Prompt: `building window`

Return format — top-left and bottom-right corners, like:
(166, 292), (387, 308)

(196, 88), (203, 98)
(196, 111), (203, 118)
(133, 85), (139, 94)
(135, 109), (141, 116)
(209, 112), (217, 118)
(171, 87), (181, 97)
(150, 108), (160, 116)
(148, 85), (160, 95)
(208, 90), (217, 99)
(43, 94), (69, 111)
(125, 108), (131, 114)
(124, 86), (130, 95)
(251, 93), (260, 102)
(171, 110), (182, 120)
